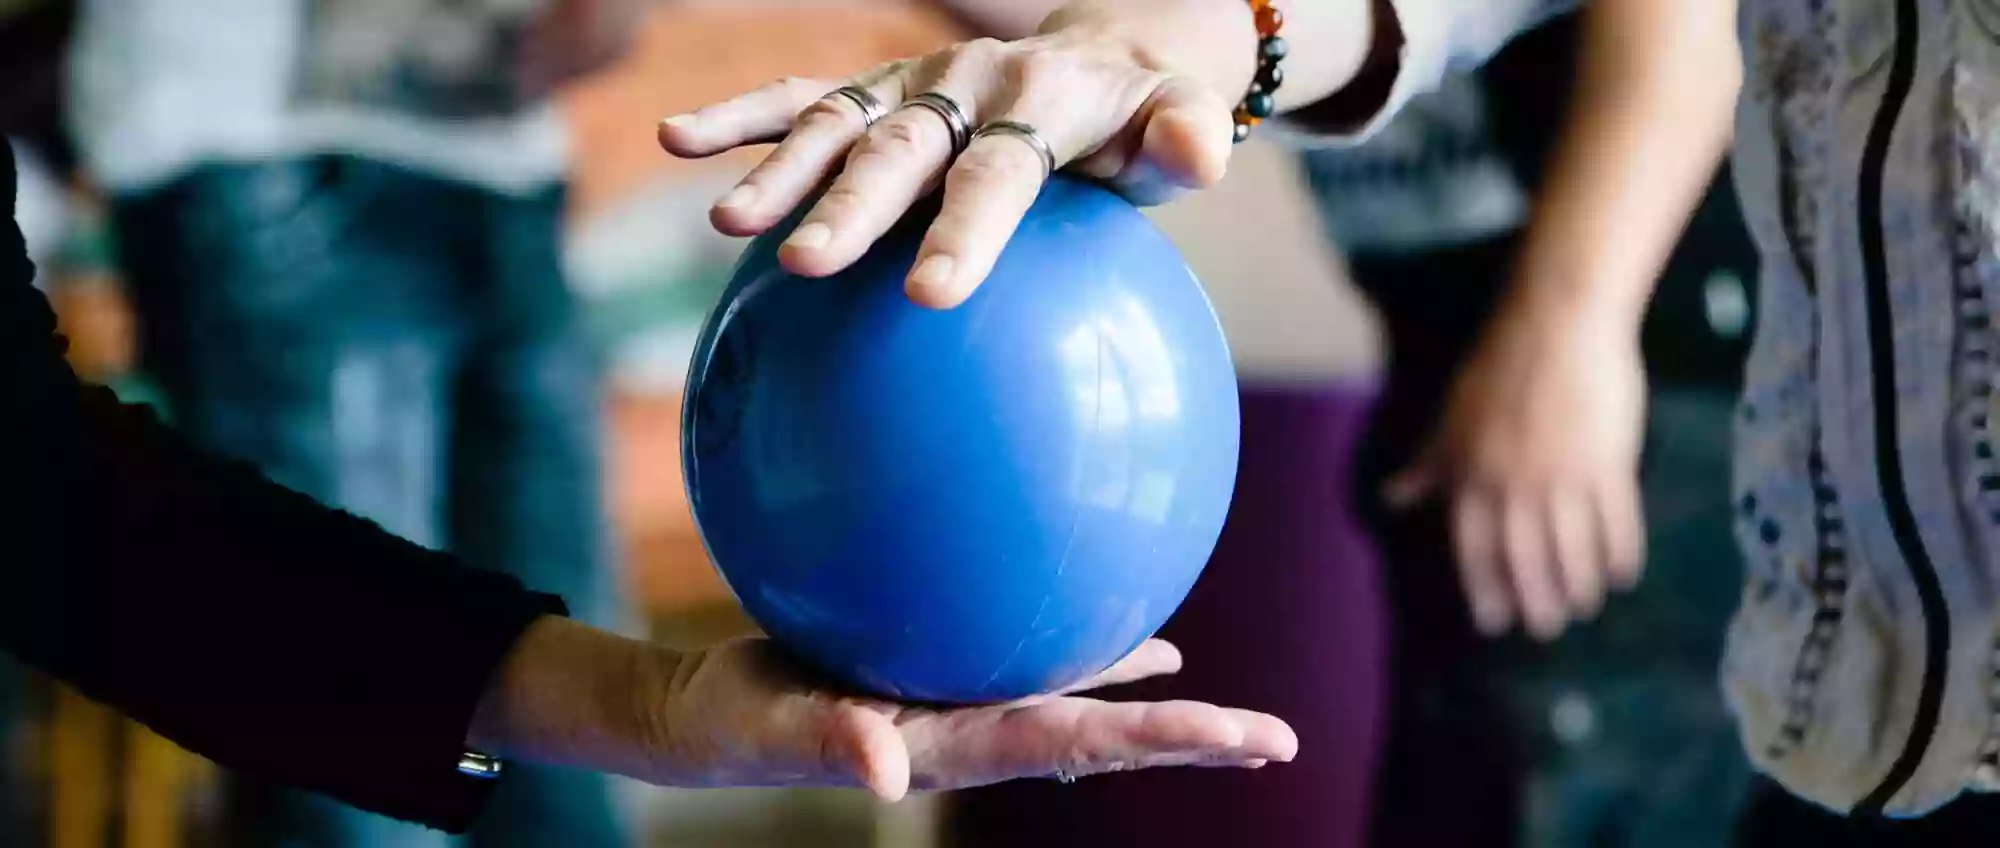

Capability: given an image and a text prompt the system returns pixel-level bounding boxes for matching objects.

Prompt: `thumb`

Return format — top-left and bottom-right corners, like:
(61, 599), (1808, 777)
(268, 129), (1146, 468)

(1107, 75), (1235, 207)
(830, 706), (911, 801)
(1384, 454), (1441, 511)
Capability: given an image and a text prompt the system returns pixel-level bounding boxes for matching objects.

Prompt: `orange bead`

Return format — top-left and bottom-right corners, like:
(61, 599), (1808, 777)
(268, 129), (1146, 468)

(1233, 107), (1263, 127)
(1255, 5), (1284, 35)
(1248, 0), (1271, 9)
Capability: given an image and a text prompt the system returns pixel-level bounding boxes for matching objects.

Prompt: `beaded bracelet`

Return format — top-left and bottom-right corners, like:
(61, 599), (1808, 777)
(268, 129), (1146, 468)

(1233, 0), (1286, 144)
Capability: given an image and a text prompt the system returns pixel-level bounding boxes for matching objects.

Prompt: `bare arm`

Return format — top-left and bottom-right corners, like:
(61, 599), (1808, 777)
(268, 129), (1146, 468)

(1507, 0), (1741, 329)
(1388, 0), (1743, 639)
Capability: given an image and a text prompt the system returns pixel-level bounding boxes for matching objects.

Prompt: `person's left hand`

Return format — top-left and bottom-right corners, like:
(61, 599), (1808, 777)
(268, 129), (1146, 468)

(471, 618), (1297, 800)
(1385, 294), (1648, 642)
(641, 637), (1294, 798)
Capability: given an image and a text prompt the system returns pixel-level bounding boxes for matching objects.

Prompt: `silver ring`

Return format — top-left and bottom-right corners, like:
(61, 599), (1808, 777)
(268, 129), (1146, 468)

(825, 85), (889, 128)
(971, 120), (1058, 182)
(901, 92), (974, 153)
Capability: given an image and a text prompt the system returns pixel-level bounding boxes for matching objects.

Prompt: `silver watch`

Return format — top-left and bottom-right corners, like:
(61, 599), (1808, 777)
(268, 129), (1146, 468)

(457, 751), (504, 780)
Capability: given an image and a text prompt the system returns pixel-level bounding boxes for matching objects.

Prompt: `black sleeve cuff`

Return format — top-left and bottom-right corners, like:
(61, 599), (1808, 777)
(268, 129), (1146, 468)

(312, 583), (569, 833)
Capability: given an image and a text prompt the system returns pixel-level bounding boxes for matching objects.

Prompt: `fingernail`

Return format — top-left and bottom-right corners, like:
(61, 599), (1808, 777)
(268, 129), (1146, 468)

(908, 254), (955, 291)
(660, 114), (696, 130)
(716, 184), (759, 210)
(786, 222), (832, 250)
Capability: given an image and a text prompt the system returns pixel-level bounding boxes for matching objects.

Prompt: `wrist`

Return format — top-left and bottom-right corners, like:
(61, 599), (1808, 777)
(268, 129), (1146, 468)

(1039, 0), (1377, 119)
(1500, 275), (1649, 345)
(1495, 246), (1652, 341)
(467, 616), (675, 779)
(1504, 229), (1660, 338)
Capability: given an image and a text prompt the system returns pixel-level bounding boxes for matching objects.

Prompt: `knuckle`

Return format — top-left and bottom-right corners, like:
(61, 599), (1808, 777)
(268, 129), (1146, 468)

(948, 37), (1008, 65)
(951, 148), (1031, 187)
(767, 75), (816, 94)
(1008, 47), (1080, 90)
(793, 102), (858, 136)
(860, 119), (930, 158)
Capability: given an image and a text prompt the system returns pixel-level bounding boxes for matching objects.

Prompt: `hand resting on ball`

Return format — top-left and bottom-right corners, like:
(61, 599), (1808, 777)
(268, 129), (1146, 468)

(656, 0), (1381, 309)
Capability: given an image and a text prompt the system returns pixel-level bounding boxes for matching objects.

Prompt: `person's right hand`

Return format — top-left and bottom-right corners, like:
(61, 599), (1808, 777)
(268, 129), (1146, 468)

(1385, 296), (1648, 641)
(471, 617), (1296, 800)
(655, 0), (1303, 309)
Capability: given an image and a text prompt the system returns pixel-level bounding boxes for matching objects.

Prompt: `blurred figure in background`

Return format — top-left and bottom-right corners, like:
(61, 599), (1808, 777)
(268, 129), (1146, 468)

(64, 1), (649, 845)
(1301, 2), (1743, 844)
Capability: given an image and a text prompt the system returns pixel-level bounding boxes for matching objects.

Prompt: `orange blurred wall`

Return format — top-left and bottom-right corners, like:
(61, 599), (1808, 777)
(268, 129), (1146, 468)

(560, 2), (969, 629)
(561, 2), (969, 223)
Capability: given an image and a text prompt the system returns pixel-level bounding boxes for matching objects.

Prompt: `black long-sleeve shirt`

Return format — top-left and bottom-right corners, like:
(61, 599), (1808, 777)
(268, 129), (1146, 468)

(0, 144), (563, 832)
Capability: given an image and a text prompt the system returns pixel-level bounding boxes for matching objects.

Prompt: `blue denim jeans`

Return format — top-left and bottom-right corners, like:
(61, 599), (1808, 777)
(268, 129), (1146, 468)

(113, 155), (626, 848)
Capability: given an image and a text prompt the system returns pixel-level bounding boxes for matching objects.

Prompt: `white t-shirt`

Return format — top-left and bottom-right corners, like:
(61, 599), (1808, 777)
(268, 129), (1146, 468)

(67, 0), (571, 196)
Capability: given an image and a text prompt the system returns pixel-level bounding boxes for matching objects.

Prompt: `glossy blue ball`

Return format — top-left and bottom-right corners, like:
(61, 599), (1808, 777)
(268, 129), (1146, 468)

(683, 177), (1240, 704)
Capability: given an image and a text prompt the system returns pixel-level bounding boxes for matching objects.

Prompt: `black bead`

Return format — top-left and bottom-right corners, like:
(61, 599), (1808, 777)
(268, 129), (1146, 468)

(1980, 442), (1995, 460)
(1232, 122), (1253, 144)
(1983, 474), (2000, 492)
(1260, 35), (1288, 62)
(1257, 61), (1284, 92)
(1244, 92), (1275, 119)
(1759, 519), (1782, 545)
(1738, 493), (1759, 516)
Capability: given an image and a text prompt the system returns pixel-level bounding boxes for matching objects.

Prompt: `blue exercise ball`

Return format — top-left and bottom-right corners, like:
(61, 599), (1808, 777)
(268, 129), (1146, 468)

(683, 176), (1240, 704)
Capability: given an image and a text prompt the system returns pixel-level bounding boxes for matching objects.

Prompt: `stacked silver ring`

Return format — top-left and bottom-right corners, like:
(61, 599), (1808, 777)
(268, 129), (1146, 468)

(902, 91), (975, 154)
(970, 120), (1058, 182)
(825, 85), (889, 128)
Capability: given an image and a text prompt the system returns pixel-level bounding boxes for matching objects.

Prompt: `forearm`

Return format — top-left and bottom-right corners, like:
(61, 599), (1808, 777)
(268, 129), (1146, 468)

(1505, 0), (1741, 329)
(467, 616), (668, 781)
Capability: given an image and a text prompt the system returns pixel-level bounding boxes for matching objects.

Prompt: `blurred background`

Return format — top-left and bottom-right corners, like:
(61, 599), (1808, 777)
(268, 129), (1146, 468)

(0, 1), (1756, 846)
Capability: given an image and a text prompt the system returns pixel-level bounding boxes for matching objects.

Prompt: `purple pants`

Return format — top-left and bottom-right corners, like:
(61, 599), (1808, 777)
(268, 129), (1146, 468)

(949, 382), (1389, 847)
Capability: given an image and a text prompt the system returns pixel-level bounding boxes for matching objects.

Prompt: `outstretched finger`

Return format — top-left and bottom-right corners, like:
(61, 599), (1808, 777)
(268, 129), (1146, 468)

(908, 699), (1293, 792)
(1452, 490), (1513, 635)
(700, 73), (911, 237)
(904, 105), (1080, 308)
(1599, 476), (1647, 590)
(1057, 640), (1184, 694)
(1502, 493), (1568, 641)
(659, 76), (833, 159)
(1546, 487), (1605, 619)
